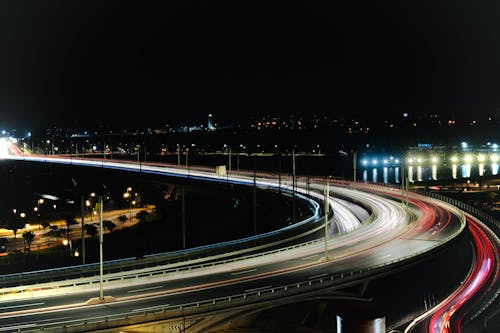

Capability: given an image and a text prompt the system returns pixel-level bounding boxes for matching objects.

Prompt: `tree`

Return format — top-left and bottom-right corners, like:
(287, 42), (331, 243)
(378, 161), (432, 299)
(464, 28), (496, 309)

(84, 224), (98, 238)
(136, 210), (149, 223)
(41, 220), (51, 231)
(63, 216), (77, 246)
(1, 214), (25, 238)
(118, 214), (128, 225)
(103, 220), (116, 232)
(22, 231), (35, 253)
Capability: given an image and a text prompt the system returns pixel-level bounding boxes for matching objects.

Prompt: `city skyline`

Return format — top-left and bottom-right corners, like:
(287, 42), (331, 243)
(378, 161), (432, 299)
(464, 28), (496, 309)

(0, 1), (499, 130)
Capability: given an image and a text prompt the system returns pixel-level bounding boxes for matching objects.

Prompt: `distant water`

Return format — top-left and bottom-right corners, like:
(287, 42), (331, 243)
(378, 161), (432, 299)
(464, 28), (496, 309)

(361, 162), (499, 184)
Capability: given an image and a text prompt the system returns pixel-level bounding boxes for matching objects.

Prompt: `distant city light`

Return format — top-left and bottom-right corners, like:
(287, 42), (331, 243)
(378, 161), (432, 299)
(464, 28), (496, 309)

(451, 156), (458, 163)
(431, 157), (438, 163)
(461, 141), (468, 149)
(464, 155), (473, 163)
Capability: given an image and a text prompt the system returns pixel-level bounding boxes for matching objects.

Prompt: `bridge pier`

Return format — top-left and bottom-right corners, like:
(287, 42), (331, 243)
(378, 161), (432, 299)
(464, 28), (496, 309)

(336, 313), (385, 333)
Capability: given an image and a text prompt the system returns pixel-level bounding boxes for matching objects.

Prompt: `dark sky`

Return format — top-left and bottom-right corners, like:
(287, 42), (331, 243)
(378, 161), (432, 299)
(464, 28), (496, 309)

(0, 0), (499, 130)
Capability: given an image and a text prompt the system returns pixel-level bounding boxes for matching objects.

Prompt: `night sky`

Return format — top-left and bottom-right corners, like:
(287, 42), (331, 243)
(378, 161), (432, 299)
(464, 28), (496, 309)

(0, 1), (499, 130)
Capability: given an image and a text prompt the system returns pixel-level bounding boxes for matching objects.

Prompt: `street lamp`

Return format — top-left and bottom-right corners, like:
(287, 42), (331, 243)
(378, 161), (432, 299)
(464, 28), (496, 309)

(324, 180), (330, 261)
(123, 188), (134, 222)
(98, 194), (104, 302)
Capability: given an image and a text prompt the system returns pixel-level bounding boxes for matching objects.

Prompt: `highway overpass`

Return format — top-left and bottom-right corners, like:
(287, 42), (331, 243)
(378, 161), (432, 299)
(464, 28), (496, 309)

(0, 155), (498, 333)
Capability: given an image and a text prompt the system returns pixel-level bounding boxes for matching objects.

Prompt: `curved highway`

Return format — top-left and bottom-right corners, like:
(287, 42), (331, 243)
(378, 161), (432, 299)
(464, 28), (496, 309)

(0, 155), (494, 333)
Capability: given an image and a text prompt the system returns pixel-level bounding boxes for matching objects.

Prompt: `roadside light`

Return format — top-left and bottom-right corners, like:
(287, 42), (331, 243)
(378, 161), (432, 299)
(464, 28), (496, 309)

(73, 250), (80, 257)
(38, 198), (44, 205)
(431, 157), (438, 164)
(62, 239), (69, 246)
(85, 200), (91, 207)
(24, 224), (30, 229)
(19, 212), (26, 218)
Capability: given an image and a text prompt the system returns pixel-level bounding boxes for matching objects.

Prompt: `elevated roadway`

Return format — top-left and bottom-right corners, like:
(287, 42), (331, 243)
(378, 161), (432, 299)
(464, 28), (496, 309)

(0, 156), (496, 333)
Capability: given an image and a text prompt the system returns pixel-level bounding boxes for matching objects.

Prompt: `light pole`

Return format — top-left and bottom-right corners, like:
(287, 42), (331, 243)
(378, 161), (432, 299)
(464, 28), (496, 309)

(123, 187), (133, 222)
(62, 238), (73, 255)
(253, 154), (257, 234)
(182, 186), (186, 249)
(292, 148), (296, 224)
(353, 151), (357, 183)
(177, 144), (181, 166)
(81, 195), (85, 264)
(324, 179), (330, 261)
(98, 194), (104, 302)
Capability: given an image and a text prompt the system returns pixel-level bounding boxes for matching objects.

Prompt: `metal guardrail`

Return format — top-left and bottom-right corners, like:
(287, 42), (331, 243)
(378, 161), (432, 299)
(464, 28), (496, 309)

(0, 203), (367, 297)
(16, 186), (466, 333)
(0, 157), (334, 288)
(1, 181), (469, 332)
(2, 157), (480, 333)
(353, 180), (500, 329)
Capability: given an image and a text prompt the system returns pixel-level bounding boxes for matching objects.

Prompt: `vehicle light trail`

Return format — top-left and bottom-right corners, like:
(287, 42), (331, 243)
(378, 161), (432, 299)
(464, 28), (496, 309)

(404, 216), (500, 333)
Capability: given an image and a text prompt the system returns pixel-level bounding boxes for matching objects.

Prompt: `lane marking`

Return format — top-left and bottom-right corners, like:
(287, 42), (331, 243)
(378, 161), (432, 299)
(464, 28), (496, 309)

(36, 316), (72, 323)
(244, 285), (272, 293)
(231, 269), (257, 276)
(308, 273), (327, 280)
(127, 286), (163, 293)
(0, 302), (44, 311)
(301, 254), (319, 260)
(380, 254), (392, 259)
(132, 304), (170, 312)
(0, 324), (36, 331)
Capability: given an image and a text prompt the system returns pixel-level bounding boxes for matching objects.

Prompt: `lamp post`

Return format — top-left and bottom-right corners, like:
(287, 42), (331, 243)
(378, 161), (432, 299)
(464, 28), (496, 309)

(177, 144), (181, 166)
(324, 180), (330, 261)
(98, 194), (104, 302)
(81, 195), (85, 264)
(123, 187), (133, 222)
(353, 151), (357, 183)
(292, 148), (296, 224)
